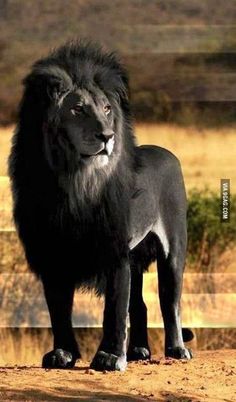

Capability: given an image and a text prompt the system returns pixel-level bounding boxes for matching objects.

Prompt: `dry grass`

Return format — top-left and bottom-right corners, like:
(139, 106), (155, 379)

(1, 124), (235, 193)
(1, 327), (236, 366)
(0, 126), (13, 177)
(136, 123), (236, 194)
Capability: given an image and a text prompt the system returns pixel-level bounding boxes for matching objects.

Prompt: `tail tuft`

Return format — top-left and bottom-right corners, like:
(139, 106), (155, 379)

(182, 328), (194, 342)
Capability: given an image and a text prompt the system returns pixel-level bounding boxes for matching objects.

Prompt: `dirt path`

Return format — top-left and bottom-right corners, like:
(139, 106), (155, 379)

(0, 350), (236, 401)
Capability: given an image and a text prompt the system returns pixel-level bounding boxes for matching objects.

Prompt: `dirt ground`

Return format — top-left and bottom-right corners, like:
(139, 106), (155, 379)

(0, 350), (235, 402)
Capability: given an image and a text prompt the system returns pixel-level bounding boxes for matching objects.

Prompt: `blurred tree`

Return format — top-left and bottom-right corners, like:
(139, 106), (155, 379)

(0, 0), (7, 19)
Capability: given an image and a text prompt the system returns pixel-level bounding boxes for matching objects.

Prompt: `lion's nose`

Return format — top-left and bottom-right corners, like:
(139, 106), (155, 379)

(96, 130), (114, 143)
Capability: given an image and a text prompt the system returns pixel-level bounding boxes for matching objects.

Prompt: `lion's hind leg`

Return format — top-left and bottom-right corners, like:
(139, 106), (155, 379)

(127, 268), (151, 361)
(154, 218), (193, 360)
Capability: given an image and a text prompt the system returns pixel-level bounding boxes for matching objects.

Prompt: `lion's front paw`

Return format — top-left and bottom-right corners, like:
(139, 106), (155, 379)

(127, 346), (151, 361)
(165, 346), (193, 360)
(42, 348), (76, 369)
(90, 351), (127, 371)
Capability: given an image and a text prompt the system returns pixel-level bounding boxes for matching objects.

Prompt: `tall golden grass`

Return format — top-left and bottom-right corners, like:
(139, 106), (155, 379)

(135, 123), (236, 194)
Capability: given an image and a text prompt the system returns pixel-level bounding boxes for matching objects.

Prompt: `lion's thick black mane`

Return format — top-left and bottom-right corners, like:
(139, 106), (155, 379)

(9, 40), (141, 292)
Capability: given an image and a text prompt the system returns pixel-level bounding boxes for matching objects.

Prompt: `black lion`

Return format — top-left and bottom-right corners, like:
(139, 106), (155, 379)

(8, 40), (193, 371)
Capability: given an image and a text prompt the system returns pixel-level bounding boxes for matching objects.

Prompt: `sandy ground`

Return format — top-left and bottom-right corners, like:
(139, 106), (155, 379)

(0, 350), (236, 402)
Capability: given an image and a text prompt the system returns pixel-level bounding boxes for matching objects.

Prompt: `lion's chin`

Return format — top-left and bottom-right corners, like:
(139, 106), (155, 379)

(81, 151), (110, 168)
(83, 154), (109, 169)
(94, 154), (109, 167)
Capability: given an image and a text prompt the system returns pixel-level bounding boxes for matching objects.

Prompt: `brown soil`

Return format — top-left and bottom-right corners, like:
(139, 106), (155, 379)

(0, 350), (236, 401)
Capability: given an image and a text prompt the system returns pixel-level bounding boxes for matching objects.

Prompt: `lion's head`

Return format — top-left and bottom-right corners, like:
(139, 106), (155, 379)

(10, 41), (137, 206)
(23, 42), (133, 174)
(43, 76), (124, 174)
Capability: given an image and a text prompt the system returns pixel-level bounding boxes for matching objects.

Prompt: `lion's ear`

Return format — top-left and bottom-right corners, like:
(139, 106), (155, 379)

(111, 69), (130, 108)
(114, 74), (130, 111)
(46, 76), (64, 101)
(23, 66), (73, 104)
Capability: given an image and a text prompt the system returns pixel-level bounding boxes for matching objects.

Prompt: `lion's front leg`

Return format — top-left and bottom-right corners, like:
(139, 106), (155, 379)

(90, 260), (130, 371)
(41, 276), (81, 369)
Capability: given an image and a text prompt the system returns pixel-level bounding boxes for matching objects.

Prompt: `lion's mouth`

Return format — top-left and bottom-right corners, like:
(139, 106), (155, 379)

(81, 138), (114, 159)
(80, 137), (115, 164)
(81, 149), (108, 159)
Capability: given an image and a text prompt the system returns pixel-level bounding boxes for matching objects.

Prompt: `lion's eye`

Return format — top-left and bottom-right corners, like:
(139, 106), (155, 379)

(104, 104), (111, 115)
(71, 104), (83, 116)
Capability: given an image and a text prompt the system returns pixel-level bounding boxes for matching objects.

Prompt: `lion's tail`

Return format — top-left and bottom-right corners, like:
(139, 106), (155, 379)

(182, 328), (194, 342)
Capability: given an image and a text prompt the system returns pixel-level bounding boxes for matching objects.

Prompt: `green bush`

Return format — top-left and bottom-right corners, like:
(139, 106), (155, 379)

(187, 189), (236, 272)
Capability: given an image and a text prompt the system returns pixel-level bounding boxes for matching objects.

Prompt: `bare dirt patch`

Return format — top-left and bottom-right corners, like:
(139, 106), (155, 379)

(0, 350), (235, 401)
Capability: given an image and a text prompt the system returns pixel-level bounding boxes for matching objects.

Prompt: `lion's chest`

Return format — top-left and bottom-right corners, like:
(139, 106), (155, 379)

(44, 205), (125, 268)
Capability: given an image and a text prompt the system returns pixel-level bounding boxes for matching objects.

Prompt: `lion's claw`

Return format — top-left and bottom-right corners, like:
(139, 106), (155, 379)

(90, 351), (127, 371)
(42, 348), (76, 369)
(127, 346), (151, 361)
(165, 346), (193, 360)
